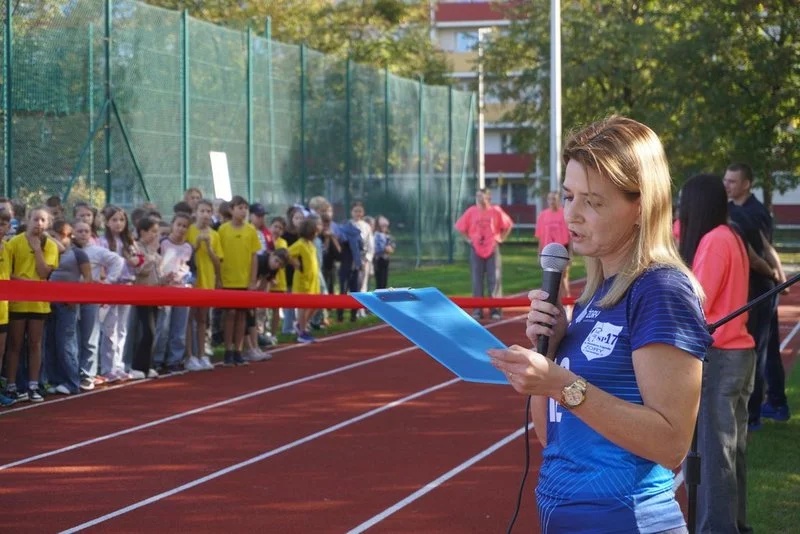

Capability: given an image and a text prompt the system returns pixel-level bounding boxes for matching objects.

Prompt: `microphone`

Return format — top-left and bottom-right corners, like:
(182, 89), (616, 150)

(537, 242), (570, 355)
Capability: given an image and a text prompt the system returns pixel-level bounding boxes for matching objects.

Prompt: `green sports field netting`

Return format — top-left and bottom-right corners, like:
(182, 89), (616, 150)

(0, 0), (475, 262)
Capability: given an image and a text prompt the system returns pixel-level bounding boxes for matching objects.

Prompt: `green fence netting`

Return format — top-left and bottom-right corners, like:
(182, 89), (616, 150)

(0, 0), (475, 263)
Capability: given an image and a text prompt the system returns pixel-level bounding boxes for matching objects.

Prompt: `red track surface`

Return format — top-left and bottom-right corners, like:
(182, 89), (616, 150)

(1, 292), (798, 533)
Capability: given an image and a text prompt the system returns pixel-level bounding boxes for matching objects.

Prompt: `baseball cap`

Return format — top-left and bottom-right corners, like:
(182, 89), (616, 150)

(250, 202), (267, 216)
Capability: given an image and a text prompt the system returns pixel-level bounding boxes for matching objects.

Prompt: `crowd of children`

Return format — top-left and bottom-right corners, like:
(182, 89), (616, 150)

(0, 191), (395, 406)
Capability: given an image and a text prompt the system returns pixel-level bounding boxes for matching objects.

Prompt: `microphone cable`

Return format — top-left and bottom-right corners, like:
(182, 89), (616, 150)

(505, 394), (532, 534)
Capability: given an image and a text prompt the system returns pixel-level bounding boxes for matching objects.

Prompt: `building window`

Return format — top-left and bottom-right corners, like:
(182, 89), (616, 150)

(500, 134), (516, 154)
(455, 31), (478, 52)
(510, 183), (529, 205)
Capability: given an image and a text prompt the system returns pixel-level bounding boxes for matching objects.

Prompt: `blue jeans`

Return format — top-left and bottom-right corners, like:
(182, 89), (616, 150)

(78, 303), (101, 379)
(45, 303), (80, 392)
(692, 347), (755, 534)
(153, 306), (190, 367)
(469, 246), (502, 315)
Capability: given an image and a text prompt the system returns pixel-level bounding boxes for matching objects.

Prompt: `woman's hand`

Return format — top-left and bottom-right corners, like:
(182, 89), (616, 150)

(525, 289), (567, 358)
(488, 344), (569, 398)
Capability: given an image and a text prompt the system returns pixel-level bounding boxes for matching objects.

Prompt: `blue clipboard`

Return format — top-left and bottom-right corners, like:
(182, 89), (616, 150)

(352, 288), (509, 384)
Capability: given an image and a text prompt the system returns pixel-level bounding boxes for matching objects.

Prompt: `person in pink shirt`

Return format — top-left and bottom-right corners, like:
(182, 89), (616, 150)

(678, 173), (756, 533)
(535, 190), (572, 297)
(455, 187), (513, 320)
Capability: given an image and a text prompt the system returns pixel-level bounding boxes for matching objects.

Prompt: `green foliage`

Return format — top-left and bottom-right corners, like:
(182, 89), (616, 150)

(143, 0), (449, 84)
(482, 1), (800, 206)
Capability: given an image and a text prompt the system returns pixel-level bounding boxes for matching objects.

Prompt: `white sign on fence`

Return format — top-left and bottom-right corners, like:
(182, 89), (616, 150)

(209, 151), (232, 201)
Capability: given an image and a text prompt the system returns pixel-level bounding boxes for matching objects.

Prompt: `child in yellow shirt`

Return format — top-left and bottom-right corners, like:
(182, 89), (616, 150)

(288, 218), (321, 343)
(3, 207), (59, 403)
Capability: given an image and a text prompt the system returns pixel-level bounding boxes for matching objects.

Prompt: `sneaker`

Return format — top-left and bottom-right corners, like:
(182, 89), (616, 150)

(761, 402), (791, 422)
(232, 351), (249, 366)
(264, 334), (278, 346)
(223, 350), (235, 367)
(11, 390), (29, 403)
(147, 368), (160, 379)
(28, 388), (44, 403)
(184, 356), (206, 372)
(200, 356), (215, 370)
(471, 309), (484, 320)
(127, 369), (146, 380)
(204, 342), (214, 357)
(490, 311), (502, 320)
(103, 369), (126, 383)
(80, 377), (96, 391)
(0, 393), (15, 406)
(55, 384), (72, 395)
(297, 332), (316, 344)
(93, 375), (108, 386)
(257, 333), (271, 348)
(243, 348), (272, 362)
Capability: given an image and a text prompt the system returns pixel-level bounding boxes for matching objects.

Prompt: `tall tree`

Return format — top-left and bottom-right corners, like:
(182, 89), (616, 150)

(482, 0), (800, 208)
(143, 0), (449, 84)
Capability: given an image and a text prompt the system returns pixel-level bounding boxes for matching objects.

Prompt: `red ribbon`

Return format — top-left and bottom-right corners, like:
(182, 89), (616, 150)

(0, 280), (575, 310)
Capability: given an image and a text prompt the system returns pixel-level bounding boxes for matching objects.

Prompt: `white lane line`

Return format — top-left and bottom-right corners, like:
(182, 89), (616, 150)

(347, 424), (531, 534)
(60, 378), (461, 534)
(780, 321), (800, 352)
(0, 346), (415, 472)
(0, 323), (392, 417)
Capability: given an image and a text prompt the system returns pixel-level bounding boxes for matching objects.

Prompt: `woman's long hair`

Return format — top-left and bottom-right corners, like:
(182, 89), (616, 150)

(564, 116), (700, 307)
(678, 174), (729, 267)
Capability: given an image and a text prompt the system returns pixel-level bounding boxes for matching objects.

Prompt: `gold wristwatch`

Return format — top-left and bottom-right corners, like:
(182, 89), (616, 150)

(559, 377), (587, 409)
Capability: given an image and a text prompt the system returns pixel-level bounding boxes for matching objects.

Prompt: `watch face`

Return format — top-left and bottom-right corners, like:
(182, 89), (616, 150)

(564, 386), (584, 407)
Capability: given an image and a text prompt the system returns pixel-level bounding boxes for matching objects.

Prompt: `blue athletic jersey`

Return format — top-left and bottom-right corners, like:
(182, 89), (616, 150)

(537, 266), (712, 533)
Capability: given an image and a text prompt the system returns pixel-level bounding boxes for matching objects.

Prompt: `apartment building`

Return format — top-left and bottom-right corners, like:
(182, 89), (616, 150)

(431, 0), (538, 227)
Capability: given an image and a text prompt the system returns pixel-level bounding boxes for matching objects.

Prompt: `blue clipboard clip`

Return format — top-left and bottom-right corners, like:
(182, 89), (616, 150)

(375, 288), (419, 302)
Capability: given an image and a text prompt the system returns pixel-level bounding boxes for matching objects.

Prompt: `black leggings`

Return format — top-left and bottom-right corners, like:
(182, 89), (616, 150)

(131, 306), (157, 373)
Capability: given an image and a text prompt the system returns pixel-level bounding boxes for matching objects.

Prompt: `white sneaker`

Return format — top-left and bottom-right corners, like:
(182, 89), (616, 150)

(55, 384), (71, 395)
(204, 342), (214, 357)
(127, 369), (146, 380)
(243, 348), (272, 362)
(184, 356), (206, 372)
(200, 356), (215, 370)
(147, 368), (160, 379)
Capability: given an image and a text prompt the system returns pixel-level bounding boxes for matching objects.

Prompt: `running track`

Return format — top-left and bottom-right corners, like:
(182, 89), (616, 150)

(2, 293), (798, 533)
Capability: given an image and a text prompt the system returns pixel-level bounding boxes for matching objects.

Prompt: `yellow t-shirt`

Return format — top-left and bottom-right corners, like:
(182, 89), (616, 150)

(187, 224), (223, 290)
(288, 238), (320, 295)
(217, 221), (261, 289)
(0, 241), (10, 325)
(272, 237), (288, 292)
(7, 233), (59, 314)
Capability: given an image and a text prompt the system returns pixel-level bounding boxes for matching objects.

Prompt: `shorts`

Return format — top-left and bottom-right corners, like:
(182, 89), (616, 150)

(9, 311), (50, 321)
(0, 323), (8, 334)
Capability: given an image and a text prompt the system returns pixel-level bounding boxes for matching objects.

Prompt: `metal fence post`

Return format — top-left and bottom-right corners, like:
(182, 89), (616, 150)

(88, 24), (95, 198)
(416, 76), (423, 267)
(299, 44), (306, 204)
(266, 17), (276, 200)
(181, 10), (189, 193)
(345, 56), (352, 210)
(383, 66), (389, 197)
(3, 0), (12, 198)
(246, 26), (254, 201)
(104, 0), (112, 202)
(448, 85), (454, 263)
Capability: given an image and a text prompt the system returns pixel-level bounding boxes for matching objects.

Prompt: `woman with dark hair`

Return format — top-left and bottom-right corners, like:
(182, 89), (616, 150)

(678, 173), (756, 533)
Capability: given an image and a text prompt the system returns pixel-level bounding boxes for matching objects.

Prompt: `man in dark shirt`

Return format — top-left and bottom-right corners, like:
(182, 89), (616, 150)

(724, 163), (790, 428)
